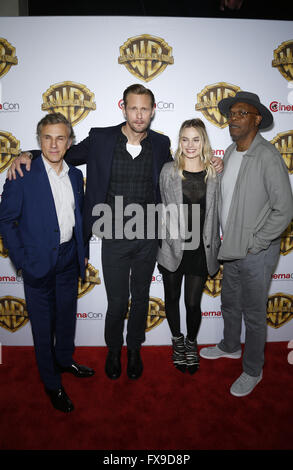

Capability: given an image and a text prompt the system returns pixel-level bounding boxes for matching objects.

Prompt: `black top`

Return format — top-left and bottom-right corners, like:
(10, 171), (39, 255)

(180, 169), (208, 275)
(159, 169), (208, 276)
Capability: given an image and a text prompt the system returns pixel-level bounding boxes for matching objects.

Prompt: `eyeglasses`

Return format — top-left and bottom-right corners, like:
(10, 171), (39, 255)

(226, 111), (261, 119)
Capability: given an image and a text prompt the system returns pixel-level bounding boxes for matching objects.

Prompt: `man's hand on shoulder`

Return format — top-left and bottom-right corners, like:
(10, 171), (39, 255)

(7, 152), (33, 180)
(211, 156), (224, 174)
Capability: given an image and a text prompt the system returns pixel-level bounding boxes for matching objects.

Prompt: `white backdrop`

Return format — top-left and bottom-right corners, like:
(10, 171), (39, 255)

(0, 16), (292, 347)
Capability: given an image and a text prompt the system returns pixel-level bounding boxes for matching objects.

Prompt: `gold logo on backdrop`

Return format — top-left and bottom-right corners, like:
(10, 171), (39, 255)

(0, 38), (18, 78)
(77, 263), (101, 298)
(41, 81), (96, 126)
(280, 221), (293, 256)
(118, 34), (174, 82)
(267, 293), (293, 328)
(0, 296), (28, 332)
(0, 131), (21, 173)
(126, 296), (166, 331)
(146, 297), (166, 331)
(204, 266), (223, 297)
(271, 130), (293, 174)
(272, 40), (293, 82)
(195, 83), (241, 128)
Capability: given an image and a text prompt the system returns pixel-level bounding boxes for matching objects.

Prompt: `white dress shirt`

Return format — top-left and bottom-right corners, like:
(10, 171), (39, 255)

(42, 156), (75, 244)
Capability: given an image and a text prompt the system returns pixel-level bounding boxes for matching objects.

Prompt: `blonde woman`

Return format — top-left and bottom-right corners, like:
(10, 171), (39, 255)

(157, 119), (221, 374)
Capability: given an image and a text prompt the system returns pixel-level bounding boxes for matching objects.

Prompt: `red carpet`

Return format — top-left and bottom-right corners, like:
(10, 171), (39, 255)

(1, 343), (292, 453)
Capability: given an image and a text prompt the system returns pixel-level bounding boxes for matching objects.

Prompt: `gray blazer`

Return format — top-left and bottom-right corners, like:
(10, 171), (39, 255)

(218, 132), (293, 260)
(157, 161), (221, 276)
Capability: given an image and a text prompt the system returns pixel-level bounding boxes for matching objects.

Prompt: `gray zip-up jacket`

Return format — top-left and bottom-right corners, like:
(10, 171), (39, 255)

(218, 132), (293, 261)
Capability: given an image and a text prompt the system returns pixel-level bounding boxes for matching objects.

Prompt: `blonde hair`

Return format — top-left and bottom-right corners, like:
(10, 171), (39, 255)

(174, 118), (216, 181)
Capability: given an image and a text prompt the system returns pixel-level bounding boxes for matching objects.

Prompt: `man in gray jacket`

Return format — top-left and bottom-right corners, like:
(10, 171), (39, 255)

(200, 91), (293, 397)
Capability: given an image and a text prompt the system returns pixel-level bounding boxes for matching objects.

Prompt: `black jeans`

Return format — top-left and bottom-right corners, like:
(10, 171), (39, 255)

(102, 238), (158, 350)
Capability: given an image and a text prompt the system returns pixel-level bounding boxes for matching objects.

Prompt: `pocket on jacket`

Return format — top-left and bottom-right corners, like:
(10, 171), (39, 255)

(253, 202), (271, 232)
(248, 232), (270, 254)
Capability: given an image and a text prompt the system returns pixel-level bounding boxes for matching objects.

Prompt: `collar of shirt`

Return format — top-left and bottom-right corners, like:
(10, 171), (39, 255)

(41, 155), (69, 177)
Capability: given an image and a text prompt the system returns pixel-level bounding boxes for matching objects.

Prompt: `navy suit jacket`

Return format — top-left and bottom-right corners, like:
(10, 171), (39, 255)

(0, 155), (86, 280)
(31, 123), (172, 244)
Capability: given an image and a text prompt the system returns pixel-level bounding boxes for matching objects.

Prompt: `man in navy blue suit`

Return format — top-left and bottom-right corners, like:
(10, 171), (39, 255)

(0, 113), (94, 413)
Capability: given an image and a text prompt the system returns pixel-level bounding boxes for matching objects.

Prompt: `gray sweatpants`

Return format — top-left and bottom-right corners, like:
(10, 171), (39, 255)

(218, 241), (280, 376)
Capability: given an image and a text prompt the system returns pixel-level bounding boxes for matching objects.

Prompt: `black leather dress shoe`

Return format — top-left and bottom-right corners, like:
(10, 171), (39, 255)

(127, 349), (143, 379)
(45, 386), (74, 413)
(105, 350), (121, 379)
(58, 361), (95, 378)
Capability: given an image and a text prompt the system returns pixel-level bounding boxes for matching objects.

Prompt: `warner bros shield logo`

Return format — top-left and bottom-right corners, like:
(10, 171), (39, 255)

(118, 34), (174, 82)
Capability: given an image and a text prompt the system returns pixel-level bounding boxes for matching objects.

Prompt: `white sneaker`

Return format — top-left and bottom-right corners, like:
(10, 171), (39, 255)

(230, 371), (263, 397)
(199, 345), (241, 360)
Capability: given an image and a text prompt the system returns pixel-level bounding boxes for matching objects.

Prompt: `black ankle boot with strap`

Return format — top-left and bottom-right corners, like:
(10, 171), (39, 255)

(171, 334), (186, 373)
(185, 337), (200, 374)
